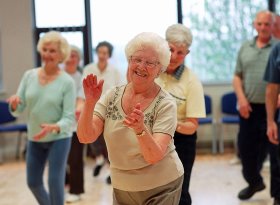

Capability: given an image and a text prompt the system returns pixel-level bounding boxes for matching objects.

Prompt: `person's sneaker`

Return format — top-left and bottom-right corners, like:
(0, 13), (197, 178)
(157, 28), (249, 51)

(263, 159), (270, 168)
(66, 193), (81, 203)
(93, 164), (103, 177)
(238, 183), (266, 200)
(229, 156), (241, 165)
(274, 198), (280, 205)
(106, 176), (111, 185)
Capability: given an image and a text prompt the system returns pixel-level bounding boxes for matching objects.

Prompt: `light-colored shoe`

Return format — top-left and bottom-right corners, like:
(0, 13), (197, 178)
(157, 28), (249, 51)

(66, 193), (81, 203)
(264, 159), (270, 168)
(229, 156), (240, 165)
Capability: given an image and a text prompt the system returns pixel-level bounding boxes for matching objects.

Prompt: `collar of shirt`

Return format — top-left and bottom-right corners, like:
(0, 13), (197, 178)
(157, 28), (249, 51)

(171, 64), (185, 80)
(250, 36), (278, 48)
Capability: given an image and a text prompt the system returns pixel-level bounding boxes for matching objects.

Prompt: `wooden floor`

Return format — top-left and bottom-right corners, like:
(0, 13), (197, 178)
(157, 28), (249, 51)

(0, 152), (274, 205)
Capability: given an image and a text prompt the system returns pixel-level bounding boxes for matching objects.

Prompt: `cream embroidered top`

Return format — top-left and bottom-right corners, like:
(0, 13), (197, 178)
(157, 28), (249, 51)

(94, 85), (184, 191)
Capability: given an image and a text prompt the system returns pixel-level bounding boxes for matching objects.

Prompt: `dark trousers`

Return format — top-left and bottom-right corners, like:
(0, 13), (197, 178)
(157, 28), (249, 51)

(237, 103), (268, 187)
(173, 131), (197, 205)
(65, 132), (85, 194)
(237, 105), (280, 198)
(270, 142), (280, 199)
(269, 119), (280, 199)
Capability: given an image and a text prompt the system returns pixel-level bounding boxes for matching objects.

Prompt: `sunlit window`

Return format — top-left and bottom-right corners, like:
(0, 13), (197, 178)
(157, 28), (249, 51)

(34, 0), (85, 27)
(182, 0), (267, 83)
(90, 0), (177, 77)
(276, 2), (280, 14)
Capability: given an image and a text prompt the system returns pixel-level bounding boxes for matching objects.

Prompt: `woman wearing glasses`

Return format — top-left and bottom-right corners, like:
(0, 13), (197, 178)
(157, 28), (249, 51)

(77, 32), (184, 205)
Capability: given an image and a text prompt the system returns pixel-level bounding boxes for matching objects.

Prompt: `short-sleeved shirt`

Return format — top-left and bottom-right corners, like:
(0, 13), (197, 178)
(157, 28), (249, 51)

(11, 68), (76, 142)
(156, 65), (206, 121)
(78, 63), (123, 98)
(235, 37), (278, 103)
(264, 42), (280, 83)
(94, 85), (184, 192)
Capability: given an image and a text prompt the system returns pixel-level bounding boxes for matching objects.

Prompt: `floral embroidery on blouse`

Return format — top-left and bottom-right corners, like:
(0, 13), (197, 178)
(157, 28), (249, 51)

(105, 86), (165, 128)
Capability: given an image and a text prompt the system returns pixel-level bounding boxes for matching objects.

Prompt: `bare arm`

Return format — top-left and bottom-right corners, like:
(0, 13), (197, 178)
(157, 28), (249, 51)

(136, 129), (171, 164)
(177, 118), (198, 135)
(77, 101), (103, 143)
(266, 83), (280, 144)
(76, 74), (104, 144)
(232, 75), (252, 118)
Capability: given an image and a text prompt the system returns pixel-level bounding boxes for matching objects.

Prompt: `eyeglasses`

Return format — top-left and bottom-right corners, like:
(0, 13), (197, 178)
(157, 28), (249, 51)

(129, 56), (160, 69)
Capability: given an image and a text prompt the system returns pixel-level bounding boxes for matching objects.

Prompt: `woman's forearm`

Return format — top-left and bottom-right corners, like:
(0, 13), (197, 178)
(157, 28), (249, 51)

(77, 100), (97, 143)
(176, 119), (198, 135)
(136, 128), (169, 164)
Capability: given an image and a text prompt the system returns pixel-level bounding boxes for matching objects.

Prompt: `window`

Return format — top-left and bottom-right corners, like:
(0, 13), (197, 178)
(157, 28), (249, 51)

(90, 0), (177, 77)
(182, 0), (268, 83)
(34, 0), (85, 27)
(32, 0), (272, 83)
(276, 2), (280, 13)
(33, 0), (91, 66)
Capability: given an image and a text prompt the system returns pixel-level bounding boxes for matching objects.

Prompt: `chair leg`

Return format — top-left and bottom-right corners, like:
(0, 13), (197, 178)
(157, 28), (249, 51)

(0, 135), (4, 164)
(212, 123), (218, 154)
(219, 124), (224, 153)
(16, 132), (23, 159)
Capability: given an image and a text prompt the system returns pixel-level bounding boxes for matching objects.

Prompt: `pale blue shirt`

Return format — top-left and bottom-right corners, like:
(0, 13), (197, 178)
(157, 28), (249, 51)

(11, 68), (76, 142)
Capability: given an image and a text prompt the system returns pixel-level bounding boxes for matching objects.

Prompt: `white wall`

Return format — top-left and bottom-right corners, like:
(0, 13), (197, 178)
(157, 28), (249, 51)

(0, 0), (34, 98)
(0, 0), (34, 160)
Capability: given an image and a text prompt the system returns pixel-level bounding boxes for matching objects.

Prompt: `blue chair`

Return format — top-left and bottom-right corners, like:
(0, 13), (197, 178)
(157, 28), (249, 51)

(0, 101), (27, 160)
(219, 92), (239, 153)
(198, 94), (217, 154)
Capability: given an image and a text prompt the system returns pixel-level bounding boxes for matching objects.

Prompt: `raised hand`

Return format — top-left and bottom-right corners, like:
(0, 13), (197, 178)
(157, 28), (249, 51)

(6, 95), (21, 111)
(123, 103), (145, 134)
(83, 74), (104, 103)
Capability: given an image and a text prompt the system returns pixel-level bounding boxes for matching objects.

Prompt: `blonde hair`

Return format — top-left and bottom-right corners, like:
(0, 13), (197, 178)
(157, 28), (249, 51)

(37, 31), (70, 62)
(70, 45), (82, 60)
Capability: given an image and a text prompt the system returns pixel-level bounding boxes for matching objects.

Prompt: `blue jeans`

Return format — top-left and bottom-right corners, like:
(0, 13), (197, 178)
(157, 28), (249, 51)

(26, 138), (71, 205)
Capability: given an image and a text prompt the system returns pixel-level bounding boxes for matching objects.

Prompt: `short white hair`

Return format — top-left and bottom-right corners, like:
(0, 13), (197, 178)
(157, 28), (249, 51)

(166, 24), (193, 49)
(37, 31), (71, 62)
(125, 32), (171, 72)
(70, 45), (82, 60)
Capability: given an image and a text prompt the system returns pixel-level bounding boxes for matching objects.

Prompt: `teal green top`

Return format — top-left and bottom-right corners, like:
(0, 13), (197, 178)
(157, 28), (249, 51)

(11, 68), (76, 142)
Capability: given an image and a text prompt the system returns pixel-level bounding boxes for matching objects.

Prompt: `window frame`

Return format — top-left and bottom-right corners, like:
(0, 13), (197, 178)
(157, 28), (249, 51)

(31, 0), (275, 84)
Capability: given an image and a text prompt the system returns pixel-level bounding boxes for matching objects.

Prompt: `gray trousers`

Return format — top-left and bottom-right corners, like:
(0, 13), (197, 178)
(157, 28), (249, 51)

(113, 176), (183, 205)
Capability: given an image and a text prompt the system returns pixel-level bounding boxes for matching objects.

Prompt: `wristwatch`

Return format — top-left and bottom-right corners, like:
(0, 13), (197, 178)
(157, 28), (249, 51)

(136, 130), (146, 137)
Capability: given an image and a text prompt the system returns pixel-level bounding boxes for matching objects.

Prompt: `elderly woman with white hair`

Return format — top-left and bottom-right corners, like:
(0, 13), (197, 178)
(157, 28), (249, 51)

(7, 31), (76, 205)
(156, 24), (206, 205)
(77, 32), (184, 205)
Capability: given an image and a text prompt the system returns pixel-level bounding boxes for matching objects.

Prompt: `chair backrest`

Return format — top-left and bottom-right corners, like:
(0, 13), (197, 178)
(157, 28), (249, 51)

(221, 92), (238, 115)
(204, 94), (212, 115)
(0, 101), (16, 124)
